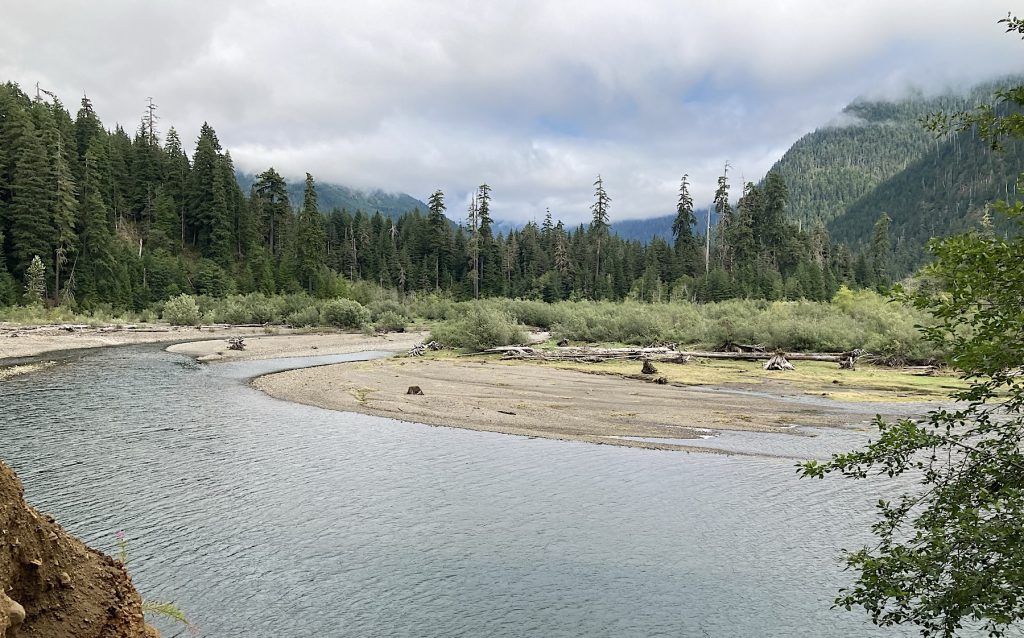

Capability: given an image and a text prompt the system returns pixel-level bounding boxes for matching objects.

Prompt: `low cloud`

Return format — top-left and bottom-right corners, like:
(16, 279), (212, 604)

(2, 0), (1021, 223)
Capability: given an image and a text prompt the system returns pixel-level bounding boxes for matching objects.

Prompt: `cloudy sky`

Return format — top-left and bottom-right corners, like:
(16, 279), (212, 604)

(2, 1), (1021, 223)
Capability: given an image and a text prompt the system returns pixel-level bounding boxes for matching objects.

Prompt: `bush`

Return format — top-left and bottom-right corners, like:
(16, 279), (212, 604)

(321, 299), (370, 329)
(430, 304), (527, 351)
(373, 310), (407, 333)
(367, 299), (409, 322)
(162, 294), (201, 326)
(286, 306), (321, 327)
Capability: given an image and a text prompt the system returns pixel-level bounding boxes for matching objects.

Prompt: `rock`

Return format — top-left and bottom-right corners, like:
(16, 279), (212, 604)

(0, 591), (25, 635)
(406, 386), (424, 396)
(58, 572), (72, 588)
(655, 377), (668, 385)
(641, 359), (658, 375)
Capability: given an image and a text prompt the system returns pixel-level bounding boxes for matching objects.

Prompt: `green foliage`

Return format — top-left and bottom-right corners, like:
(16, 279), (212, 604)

(320, 298), (369, 329)
(801, 32), (1024, 636)
(373, 310), (407, 333)
(141, 600), (192, 630)
(22, 254), (45, 305)
(285, 305), (321, 328)
(429, 304), (527, 351)
(161, 294), (201, 326)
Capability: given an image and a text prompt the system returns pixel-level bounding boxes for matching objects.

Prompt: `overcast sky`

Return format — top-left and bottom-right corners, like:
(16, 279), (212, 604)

(2, 1), (1021, 223)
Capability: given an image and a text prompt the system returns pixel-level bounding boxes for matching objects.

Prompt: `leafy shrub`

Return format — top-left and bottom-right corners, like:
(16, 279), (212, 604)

(367, 299), (409, 322)
(430, 305), (527, 351)
(373, 310), (407, 333)
(286, 306), (321, 327)
(162, 294), (201, 326)
(321, 299), (370, 329)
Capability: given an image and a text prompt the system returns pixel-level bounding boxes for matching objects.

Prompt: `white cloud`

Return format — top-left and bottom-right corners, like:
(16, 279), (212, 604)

(2, 0), (1021, 223)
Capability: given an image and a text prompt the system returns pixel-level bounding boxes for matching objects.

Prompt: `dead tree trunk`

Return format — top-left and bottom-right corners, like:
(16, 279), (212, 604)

(763, 354), (795, 371)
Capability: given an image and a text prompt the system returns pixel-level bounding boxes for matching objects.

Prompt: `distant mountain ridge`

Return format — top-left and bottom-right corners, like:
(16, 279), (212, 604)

(767, 81), (1019, 228)
(236, 173), (428, 219)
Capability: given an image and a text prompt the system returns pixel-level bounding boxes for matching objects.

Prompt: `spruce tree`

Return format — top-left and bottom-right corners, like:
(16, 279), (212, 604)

(427, 189), (449, 290)
(252, 168), (290, 256)
(870, 212), (891, 288)
(294, 173), (326, 293)
(23, 254), (45, 304)
(8, 112), (54, 280)
(590, 174), (611, 294)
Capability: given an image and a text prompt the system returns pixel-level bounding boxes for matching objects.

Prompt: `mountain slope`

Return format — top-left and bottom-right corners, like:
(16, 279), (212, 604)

(828, 124), (1024, 275)
(236, 173), (428, 218)
(770, 80), (1017, 228)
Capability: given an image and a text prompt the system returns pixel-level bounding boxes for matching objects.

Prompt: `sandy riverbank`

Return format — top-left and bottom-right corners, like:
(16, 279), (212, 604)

(0, 323), (275, 362)
(252, 355), (933, 453)
(0, 322), (428, 365)
(166, 330), (428, 362)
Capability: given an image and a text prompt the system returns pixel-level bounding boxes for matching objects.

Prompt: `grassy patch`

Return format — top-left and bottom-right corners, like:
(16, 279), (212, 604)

(501, 357), (965, 403)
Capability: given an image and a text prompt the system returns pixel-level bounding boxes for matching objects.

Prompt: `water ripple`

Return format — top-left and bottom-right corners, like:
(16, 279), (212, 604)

(0, 344), (985, 637)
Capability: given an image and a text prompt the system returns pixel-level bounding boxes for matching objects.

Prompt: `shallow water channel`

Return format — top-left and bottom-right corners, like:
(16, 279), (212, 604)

(0, 345), (960, 636)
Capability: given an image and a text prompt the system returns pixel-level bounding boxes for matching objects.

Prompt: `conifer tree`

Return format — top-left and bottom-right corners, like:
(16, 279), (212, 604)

(23, 254), (45, 304)
(294, 173), (326, 293)
(8, 111), (53, 279)
(427, 189), (449, 290)
(712, 170), (732, 271)
(870, 212), (891, 288)
(251, 168), (290, 257)
(590, 174), (611, 294)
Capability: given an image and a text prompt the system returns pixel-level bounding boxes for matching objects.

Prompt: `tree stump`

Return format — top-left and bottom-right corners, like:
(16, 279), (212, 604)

(839, 348), (863, 370)
(406, 385), (424, 395)
(641, 359), (658, 375)
(763, 354), (795, 371)
(227, 338), (246, 351)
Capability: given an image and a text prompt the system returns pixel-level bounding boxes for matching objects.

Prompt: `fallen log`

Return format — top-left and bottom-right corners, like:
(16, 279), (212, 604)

(478, 345), (863, 367)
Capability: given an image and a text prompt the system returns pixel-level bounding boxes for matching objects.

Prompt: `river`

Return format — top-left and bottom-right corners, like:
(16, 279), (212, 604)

(0, 344), (941, 637)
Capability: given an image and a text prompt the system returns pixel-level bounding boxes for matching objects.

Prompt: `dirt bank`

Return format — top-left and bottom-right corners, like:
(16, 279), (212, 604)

(252, 356), (930, 453)
(166, 330), (428, 362)
(0, 461), (157, 638)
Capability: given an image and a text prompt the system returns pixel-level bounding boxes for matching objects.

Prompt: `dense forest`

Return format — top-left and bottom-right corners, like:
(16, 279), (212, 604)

(769, 79), (1024, 275)
(0, 81), (890, 312)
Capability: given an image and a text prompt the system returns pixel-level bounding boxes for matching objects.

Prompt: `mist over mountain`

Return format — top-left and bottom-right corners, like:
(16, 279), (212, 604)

(236, 173), (428, 219)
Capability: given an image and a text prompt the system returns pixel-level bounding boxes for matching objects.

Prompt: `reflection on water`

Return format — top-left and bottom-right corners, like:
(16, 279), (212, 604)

(0, 345), (947, 637)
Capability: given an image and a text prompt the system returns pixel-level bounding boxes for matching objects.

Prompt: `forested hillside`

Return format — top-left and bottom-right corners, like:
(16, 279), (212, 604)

(236, 173), (427, 220)
(607, 208), (714, 243)
(771, 80), (1018, 229)
(0, 81), (881, 312)
(828, 109), (1024, 275)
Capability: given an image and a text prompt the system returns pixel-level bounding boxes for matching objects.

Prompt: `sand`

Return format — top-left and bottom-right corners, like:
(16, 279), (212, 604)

(165, 330), (428, 362)
(251, 355), (930, 453)
(0, 323), (428, 365)
(0, 323), (271, 362)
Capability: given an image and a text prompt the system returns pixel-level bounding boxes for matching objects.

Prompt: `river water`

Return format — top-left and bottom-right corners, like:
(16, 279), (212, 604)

(0, 345), (950, 636)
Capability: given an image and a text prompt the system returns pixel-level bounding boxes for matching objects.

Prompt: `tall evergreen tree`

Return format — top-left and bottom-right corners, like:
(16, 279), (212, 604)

(294, 173), (326, 293)
(251, 167), (290, 257)
(590, 174), (611, 294)
(427, 189), (449, 290)
(869, 212), (892, 288)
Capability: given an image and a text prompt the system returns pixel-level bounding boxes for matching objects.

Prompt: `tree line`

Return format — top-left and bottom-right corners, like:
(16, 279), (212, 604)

(0, 81), (890, 310)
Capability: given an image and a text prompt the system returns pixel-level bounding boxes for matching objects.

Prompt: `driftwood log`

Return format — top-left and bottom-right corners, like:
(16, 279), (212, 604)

(763, 354), (795, 371)
(479, 345), (863, 369)
(227, 337), (246, 351)
(408, 341), (443, 357)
